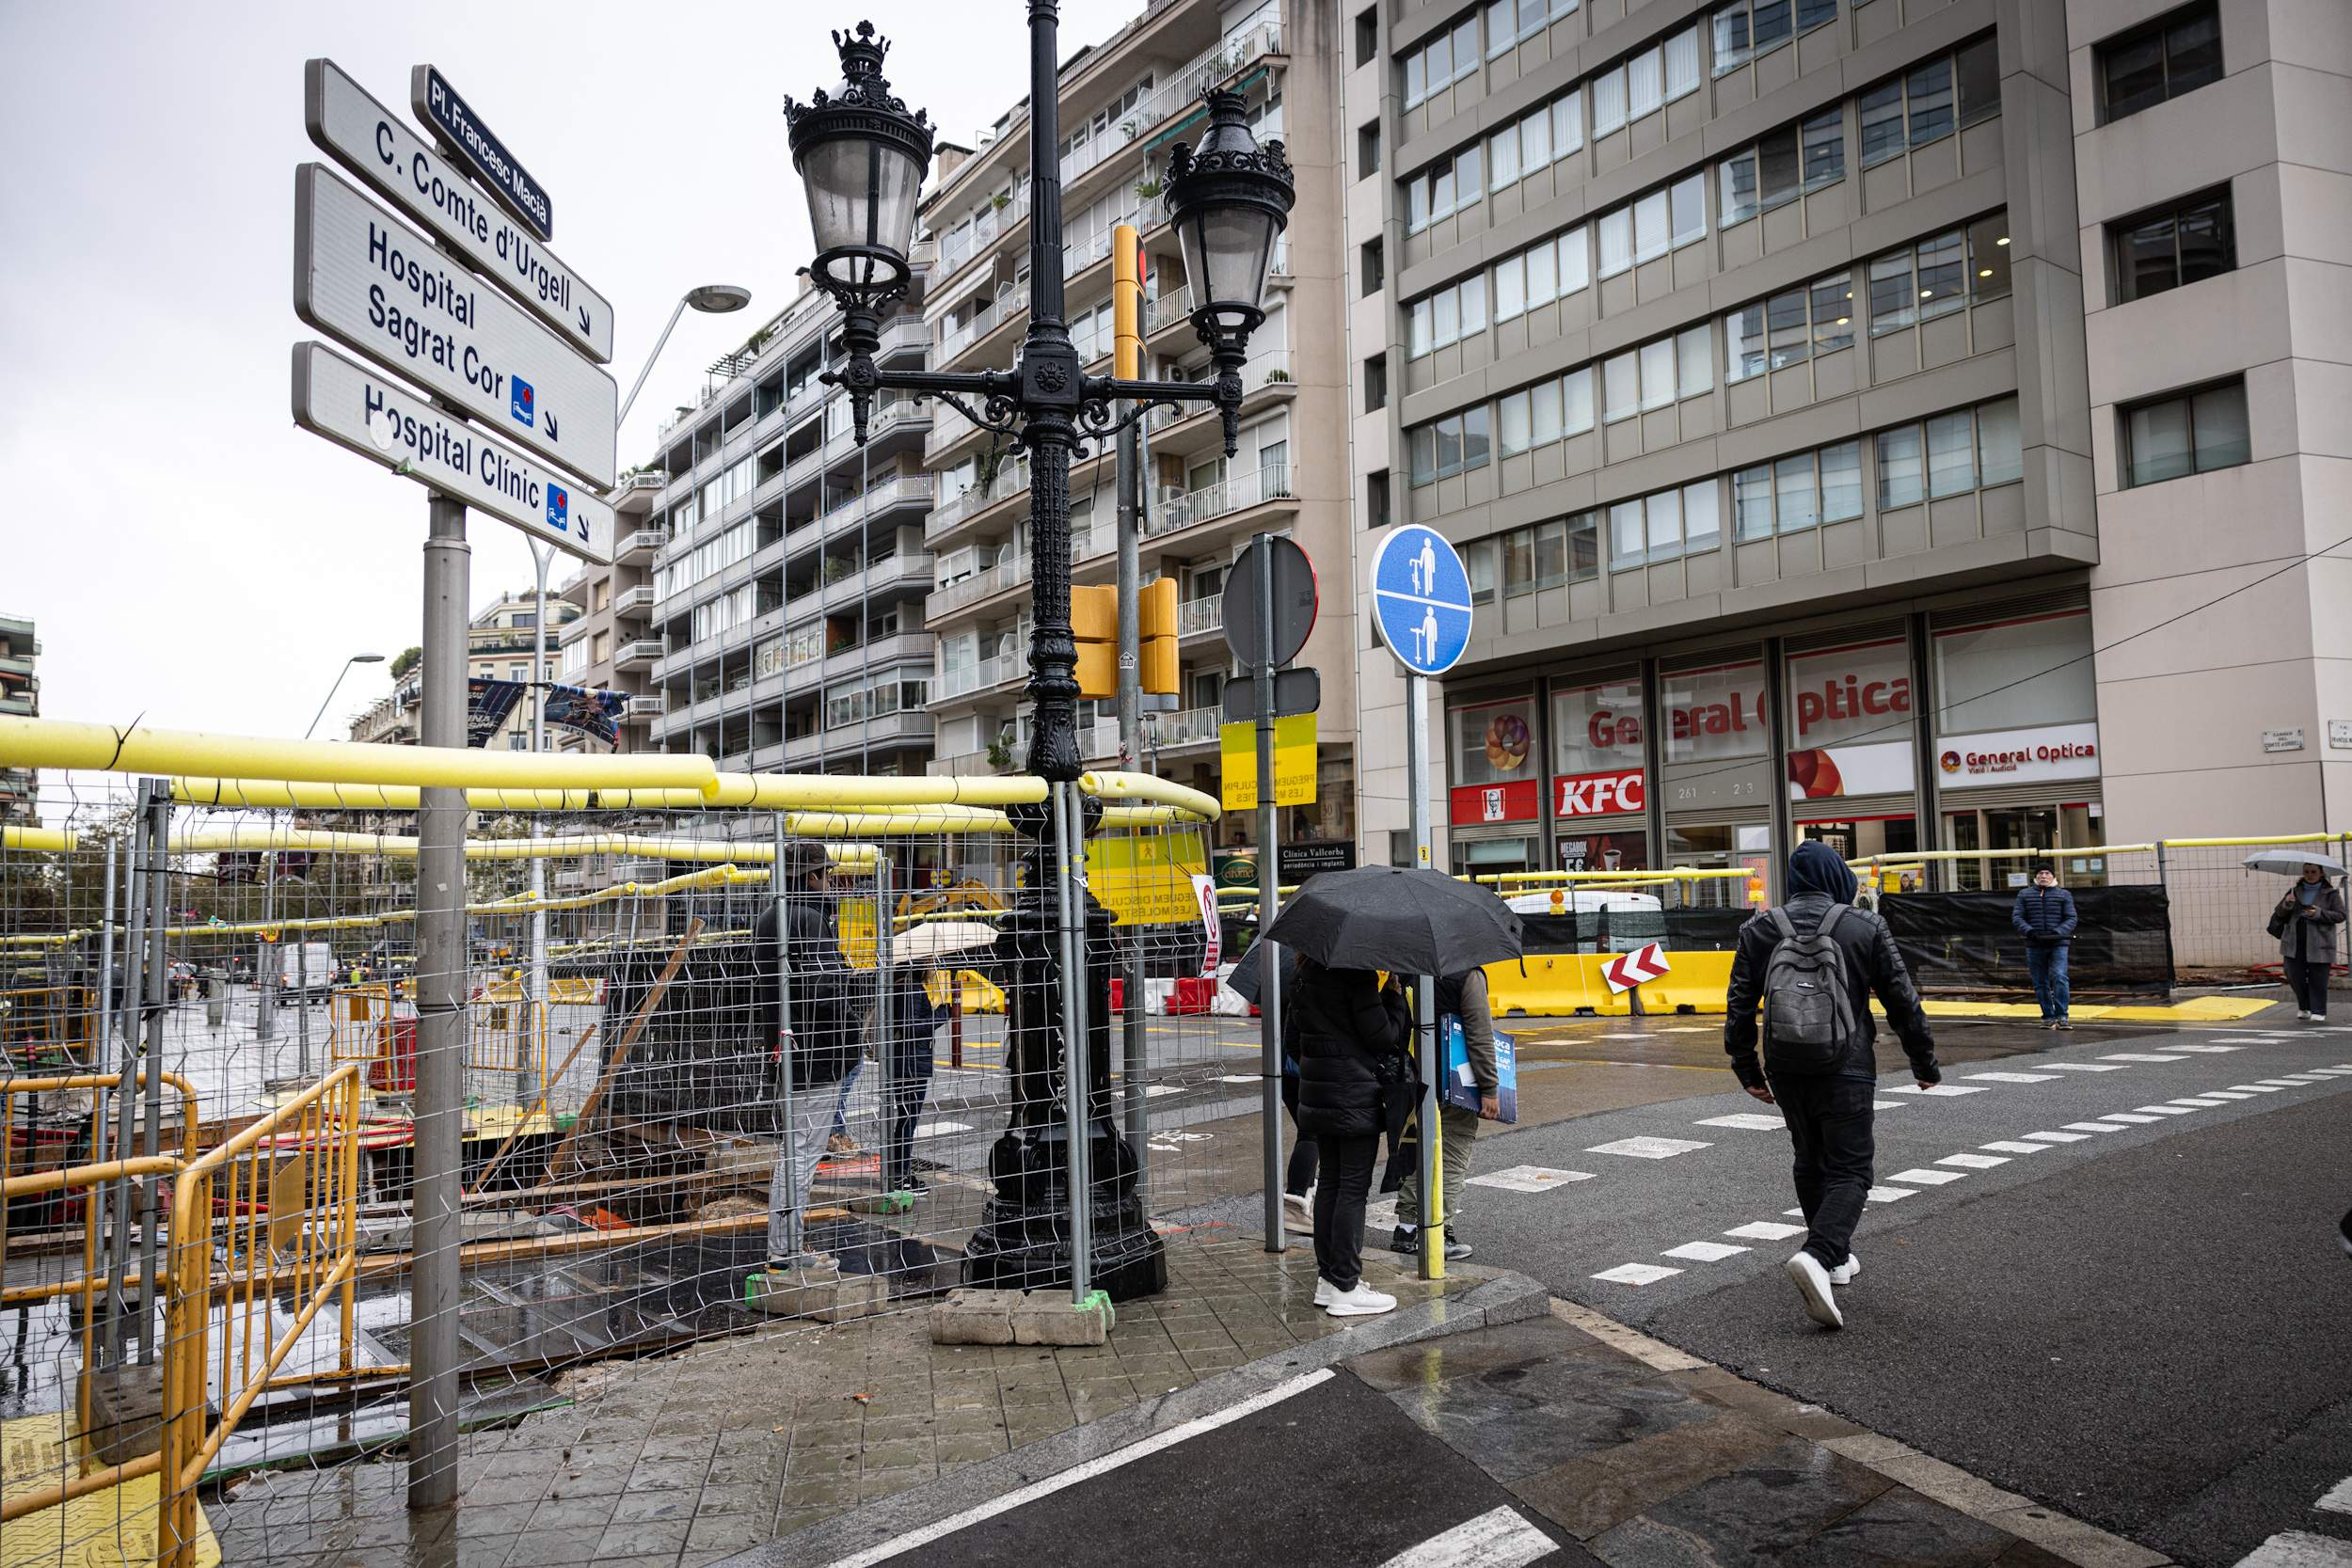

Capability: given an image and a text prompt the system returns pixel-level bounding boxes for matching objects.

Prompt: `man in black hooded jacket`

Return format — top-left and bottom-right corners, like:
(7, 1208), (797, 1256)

(1724, 839), (1939, 1329)
(755, 842), (864, 1272)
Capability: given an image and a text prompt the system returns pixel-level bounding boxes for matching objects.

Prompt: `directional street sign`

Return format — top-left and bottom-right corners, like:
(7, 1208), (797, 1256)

(1370, 524), (1473, 676)
(411, 65), (553, 243)
(1222, 535), (1317, 669)
(1602, 942), (1671, 993)
(292, 342), (613, 563)
(308, 58), (612, 363)
(294, 163), (617, 487)
(1221, 667), (1320, 723)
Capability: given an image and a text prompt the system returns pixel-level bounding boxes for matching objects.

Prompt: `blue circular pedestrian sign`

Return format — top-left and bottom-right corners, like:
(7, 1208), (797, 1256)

(1370, 525), (1473, 676)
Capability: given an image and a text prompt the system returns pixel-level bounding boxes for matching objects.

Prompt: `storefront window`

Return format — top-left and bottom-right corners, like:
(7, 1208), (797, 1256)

(1550, 675), (1647, 821)
(1785, 637), (1916, 805)
(1931, 609), (2100, 807)
(1659, 660), (1767, 764)
(1449, 694), (1541, 827)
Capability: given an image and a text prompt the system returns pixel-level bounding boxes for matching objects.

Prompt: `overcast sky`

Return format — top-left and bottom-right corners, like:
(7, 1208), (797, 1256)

(0, 0), (1133, 746)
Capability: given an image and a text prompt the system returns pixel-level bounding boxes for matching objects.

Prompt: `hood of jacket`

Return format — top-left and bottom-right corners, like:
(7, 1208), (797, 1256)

(1786, 840), (1858, 904)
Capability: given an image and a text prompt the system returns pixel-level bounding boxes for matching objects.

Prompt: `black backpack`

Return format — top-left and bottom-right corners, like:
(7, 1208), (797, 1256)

(1762, 905), (1856, 1073)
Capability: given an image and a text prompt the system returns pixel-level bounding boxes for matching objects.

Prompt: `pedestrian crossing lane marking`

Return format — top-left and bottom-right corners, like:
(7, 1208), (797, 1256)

(2090, 1112), (2163, 1123)
(1865, 1185), (1915, 1203)
(2230, 1530), (2352, 1567)
(1593, 1263), (1681, 1285)
(1724, 1221), (1806, 1240)
(2019, 1130), (2091, 1143)
(2164, 1098), (2233, 1108)
(1586, 1136), (1712, 1159)
(1661, 1241), (1749, 1261)
(1981, 1140), (2054, 1153)
(2058, 1121), (2127, 1132)
(2197, 1089), (2260, 1100)
(1886, 1084), (1990, 1096)
(1695, 1113), (1786, 1130)
(2228, 1083), (2288, 1092)
(2318, 1474), (2352, 1514)
(1938, 1152), (2010, 1168)
(2103, 1053), (2191, 1063)
(2131, 1104), (2199, 1116)
(2161, 1043), (2243, 1053)
(2040, 1063), (2125, 1071)
(1886, 1168), (1965, 1185)
(1966, 1071), (2061, 1083)
(1467, 1165), (1594, 1193)
(1375, 1504), (1559, 1568)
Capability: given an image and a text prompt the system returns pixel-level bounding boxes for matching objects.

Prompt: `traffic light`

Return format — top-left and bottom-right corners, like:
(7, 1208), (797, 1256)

(1138, 576), (1178, 695)
(1072, 578), (1183, 700)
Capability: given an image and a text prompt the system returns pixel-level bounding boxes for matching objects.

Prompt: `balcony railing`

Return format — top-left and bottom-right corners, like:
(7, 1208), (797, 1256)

(936, 649), (1025, 701)
(625, 695), (663, 717)
(613, 639), (664, 668)
(1178, 596), (1223, 636)
(1148, 461), (1293, 540)
(1148, 350), (1294, 432)
(822, 471), (935, 523)
(1146, 705), (1223, 750)
(927, 459), (1031, 539)
(938, 189), (1033, 277)
(877, 312), (929, 356)
(939, 287), (1025, 361)
(1128, 8), (1284, 145)
(617, 526), (671, 561)
(930, 552), (1028, 618)
(613, 584), (656, 616)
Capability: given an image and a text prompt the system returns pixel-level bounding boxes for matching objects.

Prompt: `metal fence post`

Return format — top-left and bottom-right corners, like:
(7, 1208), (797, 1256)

(875, 853), (895, 1200)
(1053, 782), (1093, 1307)
(135, 780), (169, 1363)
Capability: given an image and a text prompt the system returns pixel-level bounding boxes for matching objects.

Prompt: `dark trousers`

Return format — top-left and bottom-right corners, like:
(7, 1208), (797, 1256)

(2026, 943), (2071, 1019)
(1772, 1075), (1876, 1271)
(881, 1032), (937, 1191)
(2284, 957), (2331, 1019)
(1280, 1074), (1319, 1196)
(1311, 1132), (1379, 1291)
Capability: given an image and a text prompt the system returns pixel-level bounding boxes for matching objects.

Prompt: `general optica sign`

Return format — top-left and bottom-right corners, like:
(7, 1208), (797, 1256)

(1937, 721), (2100, 788)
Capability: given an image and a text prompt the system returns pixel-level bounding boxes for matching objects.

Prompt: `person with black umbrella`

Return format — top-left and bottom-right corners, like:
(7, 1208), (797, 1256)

(1289, 955), (1413, 1316)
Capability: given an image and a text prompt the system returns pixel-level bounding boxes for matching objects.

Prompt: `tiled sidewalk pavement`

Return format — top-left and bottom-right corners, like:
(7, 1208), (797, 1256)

(206, 1234), (1479, 1568)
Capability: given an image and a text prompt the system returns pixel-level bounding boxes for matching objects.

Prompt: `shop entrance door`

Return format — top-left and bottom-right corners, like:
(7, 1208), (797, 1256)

(1942, 804), (2058, 890)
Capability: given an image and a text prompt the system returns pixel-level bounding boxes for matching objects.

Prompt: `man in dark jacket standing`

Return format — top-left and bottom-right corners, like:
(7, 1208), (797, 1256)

(755, 842), (863, 1272)
(2011, 863), (2079, 1029)
(1725, 840), (1939, 1330)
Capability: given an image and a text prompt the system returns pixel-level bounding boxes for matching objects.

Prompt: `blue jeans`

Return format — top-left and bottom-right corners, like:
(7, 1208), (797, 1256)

(2026, 943), (2071, 1019)
(829, 1056), (865, 1138)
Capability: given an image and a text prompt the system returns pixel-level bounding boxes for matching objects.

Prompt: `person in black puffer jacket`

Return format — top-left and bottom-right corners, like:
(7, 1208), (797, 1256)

(1291, 955), (1413, 1317)
(754, 841), (865, 1270)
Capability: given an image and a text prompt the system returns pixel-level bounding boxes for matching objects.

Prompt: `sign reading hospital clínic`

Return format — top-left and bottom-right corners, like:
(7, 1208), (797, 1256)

(292, 342), (612, 563)
(294, 163), (616, 487)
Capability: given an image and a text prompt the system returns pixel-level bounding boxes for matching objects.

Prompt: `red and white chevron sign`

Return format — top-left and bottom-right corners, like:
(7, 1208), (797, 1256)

(1602, 942), (1670, 993)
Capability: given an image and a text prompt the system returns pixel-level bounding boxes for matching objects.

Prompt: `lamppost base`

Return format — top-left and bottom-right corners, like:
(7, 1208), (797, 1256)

(962, 1122), (1167, 1302)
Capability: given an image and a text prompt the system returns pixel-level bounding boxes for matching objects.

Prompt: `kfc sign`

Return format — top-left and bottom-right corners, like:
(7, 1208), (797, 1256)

(1555, 768), (1645, 818)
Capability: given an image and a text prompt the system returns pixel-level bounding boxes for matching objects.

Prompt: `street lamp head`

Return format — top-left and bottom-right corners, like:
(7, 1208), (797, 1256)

(351, 653), (386, 664)
(787, 21), (935, 309)
(686, 284), (754, 314)
(1165, 89), (1294, 347)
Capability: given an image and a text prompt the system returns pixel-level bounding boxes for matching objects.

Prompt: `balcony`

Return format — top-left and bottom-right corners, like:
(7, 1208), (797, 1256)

(1128, 9), (1285, 149)
(613, 584), (657, 617)
(625, 695), (663, 718)
(616, 527), (669, 564)
(935, 650), (1025, 703)
(936, 190), (1033, 282)
(926, 459), (1030, 544)
(822, 472), (935, 531)
(1147, 461), (1294, 542)
(1178, 596), (1223, 638)
(613, 639), (664, 672)
(938, 286), (1026, 366)
(929, 553), (1028, 621)
(1144, 705), (1223, 752)
(930, 751), (1002, 777)
(877, 312), (929, 360)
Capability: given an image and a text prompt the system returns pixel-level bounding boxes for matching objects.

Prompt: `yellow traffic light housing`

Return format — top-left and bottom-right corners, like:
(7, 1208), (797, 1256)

(1139, 577), (1179, 695)
(1073, 584), (1119, 699)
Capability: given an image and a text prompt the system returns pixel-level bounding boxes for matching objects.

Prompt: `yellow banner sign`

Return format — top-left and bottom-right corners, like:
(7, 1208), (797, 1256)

(1090, 830), (1210, 926)
(1220, 713), (1317, 810)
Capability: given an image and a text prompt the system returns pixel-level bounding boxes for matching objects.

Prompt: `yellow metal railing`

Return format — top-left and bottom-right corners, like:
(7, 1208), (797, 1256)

(0, 984), (101, 1068)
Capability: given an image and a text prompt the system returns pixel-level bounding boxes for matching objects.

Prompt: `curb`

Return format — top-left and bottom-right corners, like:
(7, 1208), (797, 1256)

(710, 1270), (1551, 1568)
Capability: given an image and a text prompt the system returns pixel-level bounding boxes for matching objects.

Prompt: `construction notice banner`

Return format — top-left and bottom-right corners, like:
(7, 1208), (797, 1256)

(1218, 713), (1317, 811)
(1090, 830), (1212, 927)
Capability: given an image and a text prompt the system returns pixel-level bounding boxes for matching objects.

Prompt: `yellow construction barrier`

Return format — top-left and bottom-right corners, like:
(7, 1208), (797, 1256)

(1633, 950), (1738, 1015)
(928, 968), (1007, 1015)
(1486, 954), (1629, 1018)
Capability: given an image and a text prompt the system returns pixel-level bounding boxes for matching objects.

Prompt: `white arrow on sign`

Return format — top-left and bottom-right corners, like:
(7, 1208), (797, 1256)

(306, 58), (612, 364)
(293, 342), (612, 563)
(294, 163), (616, 488)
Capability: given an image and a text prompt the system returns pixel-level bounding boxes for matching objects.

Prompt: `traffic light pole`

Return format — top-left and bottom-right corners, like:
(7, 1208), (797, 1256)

(1111, 225), (1151, 1178)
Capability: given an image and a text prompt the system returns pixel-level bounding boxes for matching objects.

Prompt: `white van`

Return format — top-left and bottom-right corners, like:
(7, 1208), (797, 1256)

(274, 941), (338, 1002)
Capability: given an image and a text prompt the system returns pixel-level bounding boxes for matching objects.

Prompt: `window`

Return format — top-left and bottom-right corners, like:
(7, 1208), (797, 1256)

(1735, 464), (1773, 537)
(1359, 121), (1381, 178)
(1819, 441), (1863, 520)
(1495, 253), (1526, 318)
(1403, 15), (1481, 107)
(1858, 80), (1905, 166)
(1774, 453), (1820, 531)
(1978, 399), (2022, 485)
(1713, 0), (1821, 71)
(1406, 275), (1488, 358)
(1906, 55), (1954, 147)
(1670, 176), (1706, 245)
(1956, 35), (1999, 126)
(1552, 90), (1584, 157)
(1368, 469), (1392, 529)
(2113, 188), (2234, 303)
(1801, 107), (1845, 190)
(1810, 273), (1854, 353)
(1639, 340), (1676, 411)
(1725, 266), (1857, 384)
(1683, 481), (1723, 551)
(1868, 249), (1915, 334)
(1603, 353), (1638, 421)
(1720, 147), (1759, 226)
(1968, 215), (2011, 302)
(1404, 144), (1484, 233)
(1713, 3), (1752, 75)
(1356, 7), (1376, 67)
(2123, 379), (2249, 486)
(2098, 3), (2221, 123)
(1598, 208), (1632, 277)
(1562, 366), (1594, 434)
(1723, 106), (1844, 225)
(1916, 229), (1965, 319)
(1406, 407), (1495, 484)
(1768, 286), (1809, 369)
(1592, 66), (1628, 136)
(1757, 123), (1800, 211)
(1361, 238), (1384, 296)
(1677, 326), (1712, 397)
(1364, 353), (1388, 413)
(1499, 388), (1533, 454)
(1927, 410), (1977, 496)
(1609, 499), (1645, 565)
(1877, 423), (1924, 508)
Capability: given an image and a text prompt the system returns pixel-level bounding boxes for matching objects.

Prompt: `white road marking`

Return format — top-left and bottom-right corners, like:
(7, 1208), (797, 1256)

(2103, 1053), (2190, 1063)
(1586, 1136), (1712, 1159)
(1375, 1504), (1559, 1568)
(2274, 1075), (2333, 1084)
(1593, 1263), (1682, 1285)
(2060, 1121), (2128, 1132)
(1886, 1168), (1965, 1186)
(2198, 1090), (2260, 1100)
(1143, 1085), (1184, 1098)
(1467, 1165), (1594, 1193)
(2019, 1131), (2091, 1143)
(1219, 1074), (1261, 1084)
(1981, 1141), (2054, 1153)
(2087, 1114), (2163, 1124)
(2228, 1530), (2352, 1567)
(1873, 1100), (1906, 1109)
(2318, 1475), (2352, 1515)
(2254, 1080), (2313, 1088)
(1725, 1221), (1807, 1240)
(2040, 1063), (2125, 1072)
(1696, 1113), (1785, 1130)
(2227, 1084), (2288, 1093)
(1886, 1084), (1990, 1097)
(1661, 1241), (1749, 1261)
(1864, 1186), (1915, 1203)
(1966, 1071), (2061, 1083)
(2160, 1043), (2243, 1053)
(912, 1120), (973, 1138)
(820, 1369), (1336, 1567)
(2306, 1068), (2352, 1077)
(1939, 1152), (2010, 1168)
(2131, 1105), (2200, 1116)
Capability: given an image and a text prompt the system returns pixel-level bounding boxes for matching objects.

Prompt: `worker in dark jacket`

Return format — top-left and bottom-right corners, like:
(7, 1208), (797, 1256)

(1724, 840), (1939, 1330)
(755, 842), (864, 1272)
(2010, 864), (2080, 1029)
(1392, 969), (1498, 1262)
(1291, 956), (1413, 1318)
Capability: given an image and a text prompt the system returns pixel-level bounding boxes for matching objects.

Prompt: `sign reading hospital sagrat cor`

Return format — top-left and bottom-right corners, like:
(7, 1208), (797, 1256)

(292, 342), (612, 563)
(294, 163), (616, 487)
(307, 59), (612, 363)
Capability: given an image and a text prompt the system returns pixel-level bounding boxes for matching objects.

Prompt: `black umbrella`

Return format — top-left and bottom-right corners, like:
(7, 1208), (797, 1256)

(1227, 937), (1296, 1006)
(1263, 867), (1522, 977)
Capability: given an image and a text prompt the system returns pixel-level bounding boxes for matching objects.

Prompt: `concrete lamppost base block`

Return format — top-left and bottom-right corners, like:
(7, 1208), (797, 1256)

(930, 1287), (1113, 1346)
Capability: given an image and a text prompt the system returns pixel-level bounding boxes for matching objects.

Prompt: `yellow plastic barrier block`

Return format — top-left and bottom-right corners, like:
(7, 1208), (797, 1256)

(927, 969), (1006, 1015)
(1485, 953), (1630, 1018)
(1633, 950), (1736, 1015)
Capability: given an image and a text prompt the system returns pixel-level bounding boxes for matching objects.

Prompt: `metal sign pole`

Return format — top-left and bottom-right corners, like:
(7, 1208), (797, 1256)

(409, 491), (469, 1511)
(527, 540), (551, 1112)
(135, 780), (169, 1360)
(1053, 782), (1093, 1306)
(1407, 673), (1440, 1282)
(1253, 533), (1285, 1254)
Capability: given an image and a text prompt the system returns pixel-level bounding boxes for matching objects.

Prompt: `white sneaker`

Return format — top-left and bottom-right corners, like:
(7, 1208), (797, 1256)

(1324, 1283), (1397, 1317)
(2298, 1011), (2312, 1022)
(1284, 1187), (1314, 1218)
(1312, 1276), (1340, 1307)
(1786, 1252), (1844, 1329)
(1829, 1253), (1861, 1286)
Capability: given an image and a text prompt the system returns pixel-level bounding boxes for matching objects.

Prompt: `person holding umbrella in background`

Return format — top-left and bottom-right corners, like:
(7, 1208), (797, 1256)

(2253, 853), (2347, 1022)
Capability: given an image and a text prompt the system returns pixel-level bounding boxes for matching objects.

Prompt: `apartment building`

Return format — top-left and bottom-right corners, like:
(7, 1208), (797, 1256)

(631, 277), (940, 777)
(1343, 0), (2350, 891)
(1, 612), (39, 822)
(554, 482), (668, 755)
(919, 0), (1361, 860)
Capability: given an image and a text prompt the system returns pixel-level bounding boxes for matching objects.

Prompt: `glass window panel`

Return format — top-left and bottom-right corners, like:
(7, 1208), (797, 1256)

(1437, 416), (1463, 476)
(2177, 194), (2233, 284)
(1427, 32), (1452, 86)
(1611, 499), (1646, 565)
(1486, 0), (1516, 55)
(1525, 239), (1558, 303)
(1460, 273), (1486, 334)
(1753, 0), (1792, 49)
(1819, 440), (1863, 519)
(1489, 125), (1521, 187)
(1462, 404), (1491, 468)
(1775, 452), (1820, 530)
(1598, 208), (1633, 276)
(1457, 145), (1483, 202)
(1639, 339), (1676, 410)
(1534, 519), (1567, 584)
(1410, 423), (1438, 484)
(1768, 288), (1810, 369)
(1685, 481), (1722, 550)
(1495, 254), (1526, 319)
(1714, 4), (1753, 75)
(1968, 214), (2011, 302)
(1633, 190), (1670, 261)
(1916, 230), (1966, 318)
(1735, 464), (1775, 537)
(1410, 298), (1433, 356)
(1567, 512), (1600, 579)
(1629, 47), (1664, 119)
(1956, 36), (2000, 125)
(1666, 27), (1702, 99)
(2125, 397), (2191, 485)
(1454, 20), (1480, 76)
(1408, 174), (1430, 230)
(1670, 175), (1707, 245)
(2167, 9), (2223, 96)
(1908, 55), (1955, 145)
(2101, 31), (2164, 120)
(1593, 67), (1628, 135)
(1559, 226), (1590, 293)
(1561, 367), (1595, 433)
(1519, 0), (1551, 37)
(1976, 398), (2022, 486)
(1500, 390), (1533, 454)
(1868, 250), (1916, 333)
(1721, 148), (1759, 225)
(2119, 214), (2175, 301)
(1521, 108), (1551, 168)
(1531, 377), (1563, 442)
(1603, 353), (1639, 420)
(1504, 527), (1535, 591)
(1434, 288), (1459, 345)
(2191, 382), (2250, 471)
(1796, 0), (1836, 29)
(1646, 487), (1683, 558)
(1802, 107), (1845, 189)
(1759, 126), (1800, 208)
(1433, 165), (1455, 216)
(1859, 80), (1905, 166)
(1553, 90), (1584, 155)
(1927, 410), (1976, 496)
(1876, 423), (1925, 507)
(1677, 325), (1712, 397)
(1727, 305), (1766, 380)
(1406, 50), (1426, 105)
(1811, 272), (1854, 353)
